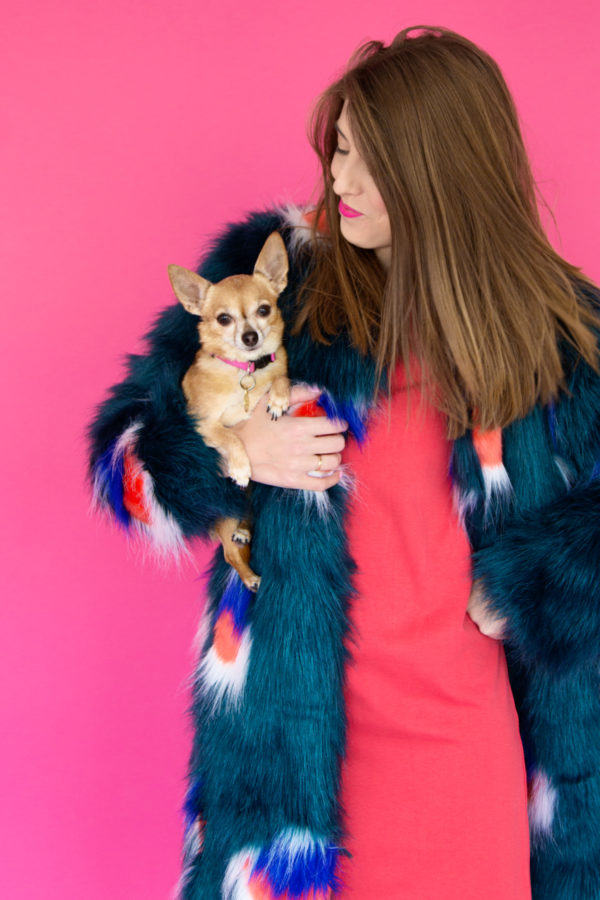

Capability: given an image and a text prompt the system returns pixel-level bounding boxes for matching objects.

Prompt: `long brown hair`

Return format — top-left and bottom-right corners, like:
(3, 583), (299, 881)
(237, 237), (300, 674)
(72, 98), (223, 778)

(293, 25), (600, 438)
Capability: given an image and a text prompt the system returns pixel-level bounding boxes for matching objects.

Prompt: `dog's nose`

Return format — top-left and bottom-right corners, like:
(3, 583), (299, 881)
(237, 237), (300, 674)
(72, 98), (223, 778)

(242, 331), (259, 347)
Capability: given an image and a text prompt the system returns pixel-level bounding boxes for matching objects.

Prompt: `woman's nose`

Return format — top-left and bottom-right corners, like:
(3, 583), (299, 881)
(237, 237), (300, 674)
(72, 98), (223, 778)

(331, 156), (356, 196)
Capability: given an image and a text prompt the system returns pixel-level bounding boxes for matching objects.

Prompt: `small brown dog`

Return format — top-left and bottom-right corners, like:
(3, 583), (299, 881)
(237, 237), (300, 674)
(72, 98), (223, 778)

(168, 232), (290, 591)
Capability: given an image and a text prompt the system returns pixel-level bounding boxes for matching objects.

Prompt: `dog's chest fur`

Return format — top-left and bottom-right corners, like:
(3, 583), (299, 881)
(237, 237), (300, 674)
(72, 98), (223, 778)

(182, 349), (288, 427)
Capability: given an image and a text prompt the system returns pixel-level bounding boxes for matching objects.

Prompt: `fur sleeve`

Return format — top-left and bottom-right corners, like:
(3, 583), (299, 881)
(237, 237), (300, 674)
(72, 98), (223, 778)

(87, 210), (289, 553)
(472, 478), (600, 673)
(473, 286), (600, 674)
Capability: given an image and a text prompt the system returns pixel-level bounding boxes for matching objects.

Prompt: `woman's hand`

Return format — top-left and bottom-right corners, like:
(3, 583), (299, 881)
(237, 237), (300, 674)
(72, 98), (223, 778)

(231, 384), (348, 490)
(466, 578), (508, 640)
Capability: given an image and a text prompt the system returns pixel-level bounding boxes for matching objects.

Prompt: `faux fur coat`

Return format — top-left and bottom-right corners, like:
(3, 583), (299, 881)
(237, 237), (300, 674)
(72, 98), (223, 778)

(89, 206), (600, 900)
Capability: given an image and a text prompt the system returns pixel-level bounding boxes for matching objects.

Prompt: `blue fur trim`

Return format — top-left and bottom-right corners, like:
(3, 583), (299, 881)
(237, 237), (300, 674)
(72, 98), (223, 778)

(216, 572), (253, 636)
(547, 400), (558, 453)
(183, 777), (204, 831)
(318, 391), (368, 445)
(252, 837), (340, 897)
(588, 459), (600, 483)
(95, 442), (130, 527)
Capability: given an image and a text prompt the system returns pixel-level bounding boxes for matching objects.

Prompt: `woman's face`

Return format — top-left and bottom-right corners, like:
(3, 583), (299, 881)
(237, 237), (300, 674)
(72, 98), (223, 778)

(330, 100), (392, 270)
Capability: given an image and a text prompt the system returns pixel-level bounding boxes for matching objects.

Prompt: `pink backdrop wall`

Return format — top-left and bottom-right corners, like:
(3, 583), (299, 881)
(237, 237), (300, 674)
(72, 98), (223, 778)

(2, 1), (598, 897)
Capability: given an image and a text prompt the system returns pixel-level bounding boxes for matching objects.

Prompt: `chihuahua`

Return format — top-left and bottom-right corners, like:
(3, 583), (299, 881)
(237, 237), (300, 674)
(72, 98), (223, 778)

(167, 231), (291, 591)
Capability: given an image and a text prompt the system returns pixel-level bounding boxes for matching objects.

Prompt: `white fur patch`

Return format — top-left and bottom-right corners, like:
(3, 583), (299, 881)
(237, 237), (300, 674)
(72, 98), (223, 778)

(222, 849), (259, 900)
(554, 455), (574, 489)
(184, 818), (203, 861)
(452, 485), (478, 528)
(528, 768), (557, 840)
(299, 465), (355, 520)
(171, 822), (203, 900)
(267, 826), (327, 863)
(481, 463), (512, 502)
(90, 472), (107, 516)
(196, 625), (252, 713)
(191, 599), (214, 659)
(277, 202), (328, 261)
(337, 465), (356, 494)
(130, 466), (189, 563)
(300, 489), (333, 519)
(112, 419), (144, 459)
(278, 202), (313, 256)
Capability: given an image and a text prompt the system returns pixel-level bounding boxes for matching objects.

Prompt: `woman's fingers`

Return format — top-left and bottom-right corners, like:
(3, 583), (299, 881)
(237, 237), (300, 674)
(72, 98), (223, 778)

(305, 415), (349, 435)
(466, 579), (508, 640)
(295, 469), (342, 491)
(287, 383), (323, 407)
(311, 435), (346, 455)
(306, 451), (342, 472)
(282, 427), (345, 460)
(230, 384), (349, 490)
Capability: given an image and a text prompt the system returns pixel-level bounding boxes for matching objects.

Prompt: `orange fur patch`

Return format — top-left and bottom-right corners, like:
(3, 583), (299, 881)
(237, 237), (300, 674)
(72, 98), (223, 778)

(472, 426), (503, 468)
(212, 610), (240, 663)
(122, 448), (152, 524)
(302, 207), (329, 235)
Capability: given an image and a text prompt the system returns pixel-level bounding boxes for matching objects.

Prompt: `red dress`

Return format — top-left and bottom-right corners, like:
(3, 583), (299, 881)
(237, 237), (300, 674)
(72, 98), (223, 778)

(338, 364), (531, 899)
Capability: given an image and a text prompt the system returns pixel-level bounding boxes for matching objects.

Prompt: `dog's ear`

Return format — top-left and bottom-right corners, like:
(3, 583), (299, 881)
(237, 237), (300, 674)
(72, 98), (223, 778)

(253, 232), (289, 295)
(167, 265), (211, 316)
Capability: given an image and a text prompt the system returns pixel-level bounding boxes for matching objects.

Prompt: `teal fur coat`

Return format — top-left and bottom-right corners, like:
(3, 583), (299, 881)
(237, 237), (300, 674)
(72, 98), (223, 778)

(89, 206), (600, 899)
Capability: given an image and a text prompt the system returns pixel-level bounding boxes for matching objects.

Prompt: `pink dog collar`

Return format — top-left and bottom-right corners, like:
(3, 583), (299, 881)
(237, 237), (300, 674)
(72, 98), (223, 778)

(212, 352), (276, 373)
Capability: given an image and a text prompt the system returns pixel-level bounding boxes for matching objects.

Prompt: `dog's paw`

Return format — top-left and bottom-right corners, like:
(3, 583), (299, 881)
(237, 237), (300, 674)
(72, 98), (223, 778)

(232, 525), (251, 545)
(228, 461), (251, 488)
(266, 394), (290, 420)
(244, 573), (261, 593)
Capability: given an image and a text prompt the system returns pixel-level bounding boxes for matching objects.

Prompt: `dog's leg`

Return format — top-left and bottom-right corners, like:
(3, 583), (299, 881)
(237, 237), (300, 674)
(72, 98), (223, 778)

(266, 375), (291, 420)
(213, 517), (261, 593)
(200, 422), (252, 487)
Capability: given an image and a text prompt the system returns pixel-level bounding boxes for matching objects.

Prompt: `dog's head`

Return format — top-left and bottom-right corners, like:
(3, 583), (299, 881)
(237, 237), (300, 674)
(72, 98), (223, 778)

(168, 231), (288, 359)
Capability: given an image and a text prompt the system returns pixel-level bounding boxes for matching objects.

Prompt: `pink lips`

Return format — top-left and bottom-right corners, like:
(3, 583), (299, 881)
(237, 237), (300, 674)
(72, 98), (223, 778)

(338, 199), (363, 218)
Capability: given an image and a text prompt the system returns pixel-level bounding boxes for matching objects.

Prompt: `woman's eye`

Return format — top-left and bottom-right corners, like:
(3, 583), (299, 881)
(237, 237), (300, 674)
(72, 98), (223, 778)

(334, 146), (349, 155)
(257, 305), (271, 317)
(216, 313), (232, 326)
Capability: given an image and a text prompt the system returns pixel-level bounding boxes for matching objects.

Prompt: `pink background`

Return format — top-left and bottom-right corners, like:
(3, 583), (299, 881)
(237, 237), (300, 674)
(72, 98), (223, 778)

(2, 1), (598, 898)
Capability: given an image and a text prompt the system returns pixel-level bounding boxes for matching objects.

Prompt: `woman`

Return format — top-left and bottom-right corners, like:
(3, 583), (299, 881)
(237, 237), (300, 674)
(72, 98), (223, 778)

(89, 26), (600, 900)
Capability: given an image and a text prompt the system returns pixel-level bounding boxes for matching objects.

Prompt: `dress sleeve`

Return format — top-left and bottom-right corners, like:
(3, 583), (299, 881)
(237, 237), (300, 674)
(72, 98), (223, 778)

(87, 211), (286, 557)
(471, 289), (600, 675)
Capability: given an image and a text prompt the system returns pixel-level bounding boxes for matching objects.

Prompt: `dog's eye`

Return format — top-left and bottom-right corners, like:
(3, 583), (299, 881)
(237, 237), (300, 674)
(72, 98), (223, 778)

(216, 313), (232, 326)
(256, 304), (271, 317)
